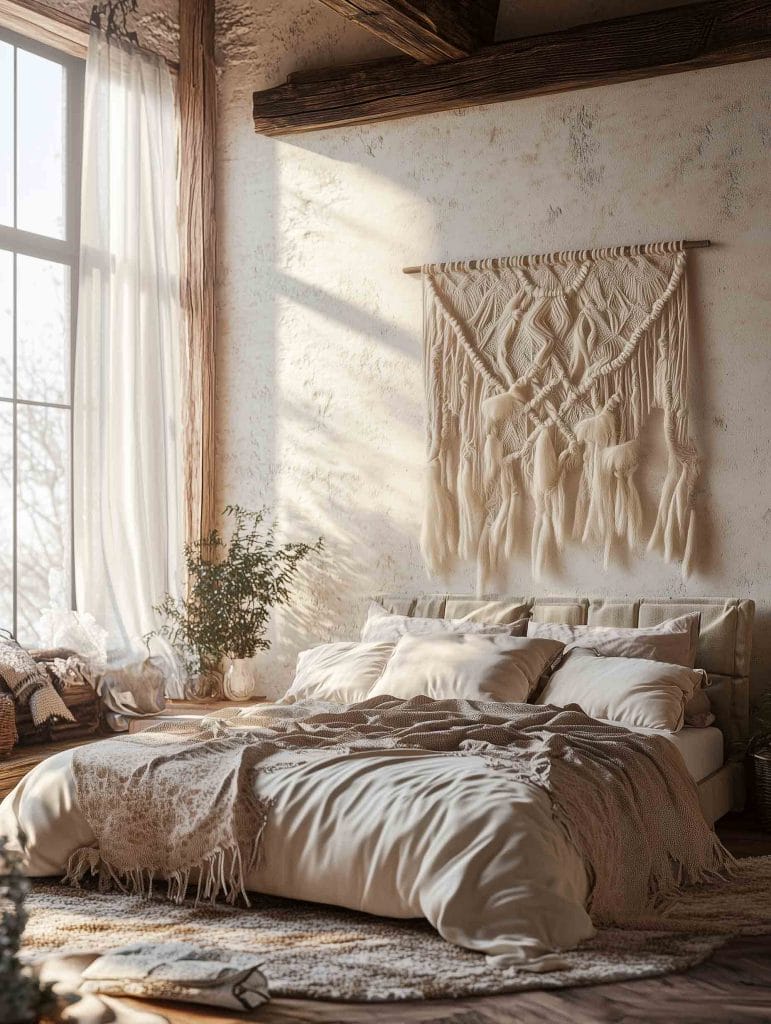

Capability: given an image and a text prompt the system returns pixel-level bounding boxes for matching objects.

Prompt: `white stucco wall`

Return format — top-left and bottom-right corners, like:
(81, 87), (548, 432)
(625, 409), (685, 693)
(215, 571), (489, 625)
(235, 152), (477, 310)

(215, 1), (771, 699)
(43, 0), (178, 62)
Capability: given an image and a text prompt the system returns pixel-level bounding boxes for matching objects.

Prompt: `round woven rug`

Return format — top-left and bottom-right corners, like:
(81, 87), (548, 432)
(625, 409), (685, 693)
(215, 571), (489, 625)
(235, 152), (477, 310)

(22, 857), (771, 1002)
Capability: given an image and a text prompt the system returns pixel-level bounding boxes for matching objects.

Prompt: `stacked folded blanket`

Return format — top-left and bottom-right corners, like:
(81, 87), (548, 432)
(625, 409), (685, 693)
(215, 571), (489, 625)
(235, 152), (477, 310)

(0, 634), (103, 752)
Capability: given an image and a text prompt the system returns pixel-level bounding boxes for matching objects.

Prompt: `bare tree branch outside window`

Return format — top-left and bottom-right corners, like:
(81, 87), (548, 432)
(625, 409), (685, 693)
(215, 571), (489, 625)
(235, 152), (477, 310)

(0, 30), (84, 644)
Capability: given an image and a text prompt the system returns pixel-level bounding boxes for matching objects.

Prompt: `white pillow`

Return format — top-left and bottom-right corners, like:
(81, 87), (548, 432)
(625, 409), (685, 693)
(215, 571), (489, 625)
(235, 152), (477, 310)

(536, 648), (705, 732)
(362, 602), (528, 644)
(527, 613), (700, 668)
(282, 641), (394, 705)
(369, 633), (564, 703)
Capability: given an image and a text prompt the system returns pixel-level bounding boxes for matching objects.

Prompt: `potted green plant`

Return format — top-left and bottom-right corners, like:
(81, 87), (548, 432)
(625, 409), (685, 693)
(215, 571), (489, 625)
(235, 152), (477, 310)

(748, 689), (771, 831)
(151, 506), (322, 700)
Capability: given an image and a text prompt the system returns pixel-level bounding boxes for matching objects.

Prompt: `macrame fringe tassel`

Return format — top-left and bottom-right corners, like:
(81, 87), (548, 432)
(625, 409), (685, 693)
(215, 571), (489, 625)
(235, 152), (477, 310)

(421, 458), (458, 576)
(457, 453), (483, 561)
(649, 450), (698, 576)
(530, 429), (566, 579)
(490, 459), (521, 560)
(482, 431), (503, 488)
(604, 440), (643, 557)
(682, 507), (696, 579)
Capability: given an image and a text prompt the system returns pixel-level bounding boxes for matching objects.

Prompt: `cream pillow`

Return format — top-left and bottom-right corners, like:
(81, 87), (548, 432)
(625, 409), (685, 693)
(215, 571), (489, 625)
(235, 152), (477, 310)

(282, 641), (394, 705)
(536, 648), (704, 732)
(362, 602), (528, 644)
(369, 633), (564, 703)
(536, 639), (713, 728)
(527, 613), (700, 668)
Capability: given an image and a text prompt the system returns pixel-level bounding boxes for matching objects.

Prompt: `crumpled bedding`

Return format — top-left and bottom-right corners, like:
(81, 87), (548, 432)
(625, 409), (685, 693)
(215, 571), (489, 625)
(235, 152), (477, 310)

(0, 696), (728, 971)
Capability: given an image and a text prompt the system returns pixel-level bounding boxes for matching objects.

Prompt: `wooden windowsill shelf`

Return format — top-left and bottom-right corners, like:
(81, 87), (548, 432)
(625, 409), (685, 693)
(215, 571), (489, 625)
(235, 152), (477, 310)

(0, 699), (266, 800)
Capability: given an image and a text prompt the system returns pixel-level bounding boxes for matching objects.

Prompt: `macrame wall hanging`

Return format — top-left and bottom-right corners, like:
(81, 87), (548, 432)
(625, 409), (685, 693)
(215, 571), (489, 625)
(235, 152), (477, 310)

(418, 240), (702, 588)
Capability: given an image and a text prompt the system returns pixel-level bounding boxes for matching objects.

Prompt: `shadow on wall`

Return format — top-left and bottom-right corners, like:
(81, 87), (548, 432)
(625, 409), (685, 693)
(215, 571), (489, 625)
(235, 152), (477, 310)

(265, 503), (425, 699)
(213, 108), (278, 572)
(277, 269), (418, 356)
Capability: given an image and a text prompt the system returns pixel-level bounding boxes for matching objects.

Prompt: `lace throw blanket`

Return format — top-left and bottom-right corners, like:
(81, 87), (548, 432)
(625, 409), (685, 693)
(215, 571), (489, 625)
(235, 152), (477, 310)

(67, 697), (731, 920)
(67, 723), (273, 904)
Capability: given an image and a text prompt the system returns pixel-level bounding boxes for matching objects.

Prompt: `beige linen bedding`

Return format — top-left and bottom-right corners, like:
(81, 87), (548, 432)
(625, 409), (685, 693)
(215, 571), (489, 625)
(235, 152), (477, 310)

(368, 634), (563, 702)
(527, 613), (700, 666)
(0, 697), (729, 971)
(281, 640), (395, 704)
(537, 648), (704, 732)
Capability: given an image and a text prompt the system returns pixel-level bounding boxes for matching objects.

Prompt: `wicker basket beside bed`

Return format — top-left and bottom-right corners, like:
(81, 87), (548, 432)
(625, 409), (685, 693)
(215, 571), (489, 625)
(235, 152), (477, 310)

(754, 748), (771, 830)
(0, 694), (16, 757)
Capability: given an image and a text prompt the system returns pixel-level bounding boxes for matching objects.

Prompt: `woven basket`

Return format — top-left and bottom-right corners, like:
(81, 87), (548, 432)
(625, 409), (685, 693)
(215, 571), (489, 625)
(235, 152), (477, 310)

(0, 693), (17, 757)
(754, 748), (771, 831)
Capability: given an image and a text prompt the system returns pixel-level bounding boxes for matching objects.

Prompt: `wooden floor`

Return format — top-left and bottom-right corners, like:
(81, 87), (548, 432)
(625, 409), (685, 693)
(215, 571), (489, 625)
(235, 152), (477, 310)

(108, 813), (771, 1024)
(715, 809), (771, 858)
(0, 735), (101, 801)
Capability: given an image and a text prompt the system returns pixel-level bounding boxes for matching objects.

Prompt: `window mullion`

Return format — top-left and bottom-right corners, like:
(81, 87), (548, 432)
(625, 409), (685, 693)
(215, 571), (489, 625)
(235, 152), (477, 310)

(0, 225), (74, 263)
(11, 252), (17, 639)
(67, 47), (82, 615)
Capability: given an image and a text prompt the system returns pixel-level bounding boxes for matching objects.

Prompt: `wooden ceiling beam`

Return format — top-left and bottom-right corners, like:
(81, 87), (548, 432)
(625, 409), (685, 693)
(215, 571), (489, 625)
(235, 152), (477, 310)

(315, 0), (500, 63)
(254, 0), (771, 136)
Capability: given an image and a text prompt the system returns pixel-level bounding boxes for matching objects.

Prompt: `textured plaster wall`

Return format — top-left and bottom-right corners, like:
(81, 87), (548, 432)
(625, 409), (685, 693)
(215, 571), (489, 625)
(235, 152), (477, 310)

(42, 0), (178, 63)
(215, 0), (771, 699)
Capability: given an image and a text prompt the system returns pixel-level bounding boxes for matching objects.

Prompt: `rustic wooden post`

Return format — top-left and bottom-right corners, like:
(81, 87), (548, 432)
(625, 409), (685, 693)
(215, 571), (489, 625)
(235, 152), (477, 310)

(179, 0), (217, 547)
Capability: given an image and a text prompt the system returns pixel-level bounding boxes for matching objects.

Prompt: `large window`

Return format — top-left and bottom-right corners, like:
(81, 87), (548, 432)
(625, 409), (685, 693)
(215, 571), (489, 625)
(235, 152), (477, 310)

(0, 27), (83, 643)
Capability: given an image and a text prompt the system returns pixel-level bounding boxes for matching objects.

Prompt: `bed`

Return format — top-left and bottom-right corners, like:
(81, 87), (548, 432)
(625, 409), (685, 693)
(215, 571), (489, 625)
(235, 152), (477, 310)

(373, 593), (753, 824)
(0, 594), (754, 970)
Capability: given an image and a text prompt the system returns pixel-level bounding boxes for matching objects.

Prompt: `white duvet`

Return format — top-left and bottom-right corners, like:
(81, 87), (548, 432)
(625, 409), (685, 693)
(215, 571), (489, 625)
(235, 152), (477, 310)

(0, 695), (727, 972)
(1, 719), (590, 969)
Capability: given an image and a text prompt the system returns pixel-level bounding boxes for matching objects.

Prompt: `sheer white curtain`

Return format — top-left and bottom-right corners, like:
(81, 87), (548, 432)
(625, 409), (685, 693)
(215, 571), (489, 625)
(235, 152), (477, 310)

(74, 28), (184, 694)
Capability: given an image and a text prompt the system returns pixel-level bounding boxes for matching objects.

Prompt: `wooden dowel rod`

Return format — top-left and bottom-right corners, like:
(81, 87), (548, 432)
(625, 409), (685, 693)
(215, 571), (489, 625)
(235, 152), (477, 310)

(402, 240), (711, 275)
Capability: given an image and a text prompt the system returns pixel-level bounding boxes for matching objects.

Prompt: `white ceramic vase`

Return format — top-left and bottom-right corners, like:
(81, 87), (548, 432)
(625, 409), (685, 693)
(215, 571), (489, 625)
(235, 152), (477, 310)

(223, 656), (261, 700)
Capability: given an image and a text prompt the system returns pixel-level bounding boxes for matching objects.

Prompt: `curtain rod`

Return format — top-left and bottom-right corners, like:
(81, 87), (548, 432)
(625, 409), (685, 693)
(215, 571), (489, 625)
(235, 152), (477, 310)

(402, 239), (711, 275)
(0, 0), (179, 71)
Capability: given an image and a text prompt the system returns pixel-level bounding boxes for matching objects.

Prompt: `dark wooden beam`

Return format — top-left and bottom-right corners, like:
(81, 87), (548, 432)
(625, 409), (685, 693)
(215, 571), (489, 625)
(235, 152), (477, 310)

(254, 0), (771, 136)
(315, 0), (500, 63)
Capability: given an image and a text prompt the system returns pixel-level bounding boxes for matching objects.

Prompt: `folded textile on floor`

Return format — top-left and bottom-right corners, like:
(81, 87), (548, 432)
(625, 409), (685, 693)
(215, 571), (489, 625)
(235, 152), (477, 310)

(77, 942), (269, 1010)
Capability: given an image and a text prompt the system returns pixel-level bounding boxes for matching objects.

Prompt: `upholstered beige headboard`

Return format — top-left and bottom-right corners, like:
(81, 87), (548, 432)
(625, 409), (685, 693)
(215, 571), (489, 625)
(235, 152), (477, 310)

(374, 595), (755, 756)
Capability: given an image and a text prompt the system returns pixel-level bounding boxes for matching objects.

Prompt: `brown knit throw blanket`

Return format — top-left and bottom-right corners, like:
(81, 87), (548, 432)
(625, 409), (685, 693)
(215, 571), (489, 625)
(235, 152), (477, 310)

(66, 697), (732, 921)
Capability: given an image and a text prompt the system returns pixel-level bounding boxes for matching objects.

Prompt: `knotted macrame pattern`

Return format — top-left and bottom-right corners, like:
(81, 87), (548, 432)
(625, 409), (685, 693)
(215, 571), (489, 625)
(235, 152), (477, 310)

(421, 243), (699, 587)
